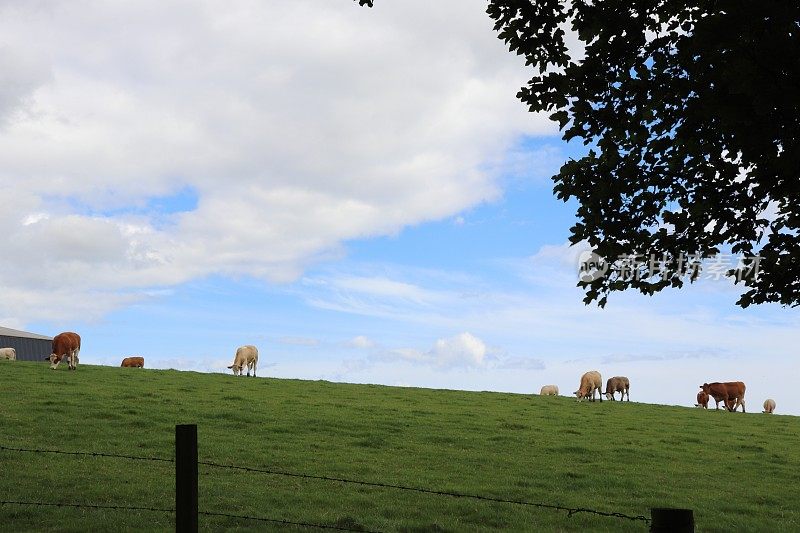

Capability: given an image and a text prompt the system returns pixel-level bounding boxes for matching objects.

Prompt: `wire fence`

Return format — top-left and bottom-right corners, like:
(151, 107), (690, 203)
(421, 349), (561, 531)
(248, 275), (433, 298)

(0, 438), (654, 531)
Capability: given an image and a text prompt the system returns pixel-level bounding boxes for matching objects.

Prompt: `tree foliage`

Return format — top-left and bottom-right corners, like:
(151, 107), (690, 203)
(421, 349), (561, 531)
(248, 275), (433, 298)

(487, 0), (800, 307)
(359, 0), (799, 308)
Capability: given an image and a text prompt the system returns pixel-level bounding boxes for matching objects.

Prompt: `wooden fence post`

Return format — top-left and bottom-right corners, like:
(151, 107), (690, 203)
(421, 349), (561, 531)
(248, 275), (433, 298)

(176, 424), (198, 533)
(650, 508), (694, 532)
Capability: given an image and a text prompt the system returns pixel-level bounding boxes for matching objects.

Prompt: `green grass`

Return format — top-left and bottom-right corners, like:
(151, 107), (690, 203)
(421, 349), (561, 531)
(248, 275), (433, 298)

(1, 360), (798, 532)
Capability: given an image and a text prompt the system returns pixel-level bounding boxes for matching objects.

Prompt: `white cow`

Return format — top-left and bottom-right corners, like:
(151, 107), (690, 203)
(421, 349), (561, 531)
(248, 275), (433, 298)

(228, 345), (258, 377)
(0, 347), (16, 360)
(539, 385), (559, 396)
(763, 399), (776, 414)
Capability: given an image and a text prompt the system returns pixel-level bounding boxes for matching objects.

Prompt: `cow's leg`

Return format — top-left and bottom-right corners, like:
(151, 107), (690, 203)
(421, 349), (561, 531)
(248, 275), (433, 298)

(597, 388), (602, 402)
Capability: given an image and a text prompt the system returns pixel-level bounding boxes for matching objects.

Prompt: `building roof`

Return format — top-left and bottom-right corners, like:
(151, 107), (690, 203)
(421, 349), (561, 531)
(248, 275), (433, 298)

(0, 326), (53, 341)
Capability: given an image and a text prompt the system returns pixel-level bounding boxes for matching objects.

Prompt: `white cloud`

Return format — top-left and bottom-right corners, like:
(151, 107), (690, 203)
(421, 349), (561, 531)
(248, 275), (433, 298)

(345, 335), (376, 349)
(377, 332), (494, 370)
(429, 332), (488, 368)
(0, 0), (554, 324)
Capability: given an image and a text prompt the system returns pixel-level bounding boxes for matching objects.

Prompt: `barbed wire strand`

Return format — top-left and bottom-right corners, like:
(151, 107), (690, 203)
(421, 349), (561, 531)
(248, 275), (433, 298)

(0, 445), (173, 464)
(197, 460), (650, 523)
(0, 501), (379, 532)
(0, 444), (650, 523)
(0, 500), (173, 514)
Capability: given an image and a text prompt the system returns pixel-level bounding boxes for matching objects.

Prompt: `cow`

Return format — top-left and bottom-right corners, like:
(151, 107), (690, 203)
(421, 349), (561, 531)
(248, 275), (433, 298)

(539, 385), (559, 396)
(763, 399), (776, 414)
(700, 381), (746, 412)
(46, 332), (81, 370)
(228, 345), (258, 377)
(696, 390), (709, 408)
(0, 347), (16, 360)
(604, 376), (630, 401)
(121, 356), (145, 368)
(574, 370), (603, 402)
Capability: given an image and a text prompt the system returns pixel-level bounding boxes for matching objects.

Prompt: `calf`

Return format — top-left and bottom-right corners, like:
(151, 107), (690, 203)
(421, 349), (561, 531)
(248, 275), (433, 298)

(539, 385), (559, 396)
(604, 376), (630, 401)
(696, 390), (709, 409)
(0, 347), (16, 360)
(121, 356), (145, 368)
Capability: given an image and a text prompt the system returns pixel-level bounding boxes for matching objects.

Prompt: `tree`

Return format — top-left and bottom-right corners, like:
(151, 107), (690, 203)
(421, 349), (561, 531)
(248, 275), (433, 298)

(487, 0), (800, 308)
(359, 0), (799, 308)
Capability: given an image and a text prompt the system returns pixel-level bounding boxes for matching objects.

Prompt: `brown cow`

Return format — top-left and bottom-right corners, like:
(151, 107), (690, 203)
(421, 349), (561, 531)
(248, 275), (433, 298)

(696, 390), (709, 409)
(700, 381), (746, 412)
(121, 356), (145, 368)
(46, 332), (81, 370)
(604, 376), (630, 401)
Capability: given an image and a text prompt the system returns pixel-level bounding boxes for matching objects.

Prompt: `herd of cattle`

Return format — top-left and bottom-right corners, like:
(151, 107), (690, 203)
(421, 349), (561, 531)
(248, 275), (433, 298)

(0, 333), (779, 414)
(0, 331), (259, 377)
(540, 370), (777, 414)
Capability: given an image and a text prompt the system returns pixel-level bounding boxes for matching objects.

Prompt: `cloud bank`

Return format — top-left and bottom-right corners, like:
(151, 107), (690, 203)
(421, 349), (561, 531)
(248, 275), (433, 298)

(0, 0), (554, 324)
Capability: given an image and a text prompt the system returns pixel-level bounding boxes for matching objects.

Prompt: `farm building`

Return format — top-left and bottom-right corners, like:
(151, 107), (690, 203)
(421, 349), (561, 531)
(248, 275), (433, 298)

(0, 326), (53, 362)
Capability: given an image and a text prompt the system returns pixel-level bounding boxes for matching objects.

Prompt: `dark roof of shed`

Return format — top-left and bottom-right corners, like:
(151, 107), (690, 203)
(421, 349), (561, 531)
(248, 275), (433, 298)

(0, 326), (53, 341)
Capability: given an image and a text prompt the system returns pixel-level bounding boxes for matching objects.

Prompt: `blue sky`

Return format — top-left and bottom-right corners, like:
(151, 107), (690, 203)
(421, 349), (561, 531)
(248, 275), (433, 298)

(2, 0), (798, 415)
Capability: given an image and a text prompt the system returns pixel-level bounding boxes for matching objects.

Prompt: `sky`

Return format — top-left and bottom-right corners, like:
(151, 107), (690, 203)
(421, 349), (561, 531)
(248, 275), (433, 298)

(2, 0), (798, 415)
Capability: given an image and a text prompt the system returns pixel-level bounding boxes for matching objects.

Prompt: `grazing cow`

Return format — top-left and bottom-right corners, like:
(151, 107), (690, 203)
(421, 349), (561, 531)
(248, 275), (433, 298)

(47, 332), (81, 370)
(228, 345), (258, 377)
(604, 376), (630, 401)
(121, 356), (145, 368)
(700, 381), (746, 412)
(763, 399), (776, 414)
(574, 370), (603, 402)
(539, 385), (559, 396)
(696, 390), (709, 409)
(0, 347), (16, 360)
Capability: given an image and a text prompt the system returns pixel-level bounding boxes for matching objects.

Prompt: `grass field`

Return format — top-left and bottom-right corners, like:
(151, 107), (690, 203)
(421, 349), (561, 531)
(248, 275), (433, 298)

(1, 360), (798, 532)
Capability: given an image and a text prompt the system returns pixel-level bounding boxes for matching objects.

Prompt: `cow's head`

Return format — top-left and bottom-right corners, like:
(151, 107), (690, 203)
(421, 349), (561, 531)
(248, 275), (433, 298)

(47, 353), (63, 369)
(574, 389), (586, 401)
(228, 364), (242, 376)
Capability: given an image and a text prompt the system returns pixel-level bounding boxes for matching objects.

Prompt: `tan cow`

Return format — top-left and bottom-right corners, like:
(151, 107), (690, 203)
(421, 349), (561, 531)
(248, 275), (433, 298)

(763, 399), (776, 414)
(604, 376), (630, 401)
(539, 385), (559, 396)
(121, 356), (145, 368)
(228, 345), (258, 377)
(574, 371), (603, 402)
(47, 332), (81, 370)
(0, 347), (16, 360)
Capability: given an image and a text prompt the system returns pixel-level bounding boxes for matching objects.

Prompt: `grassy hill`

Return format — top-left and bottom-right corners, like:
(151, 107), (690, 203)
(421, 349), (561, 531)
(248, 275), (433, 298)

(1, 360), (798, 532)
